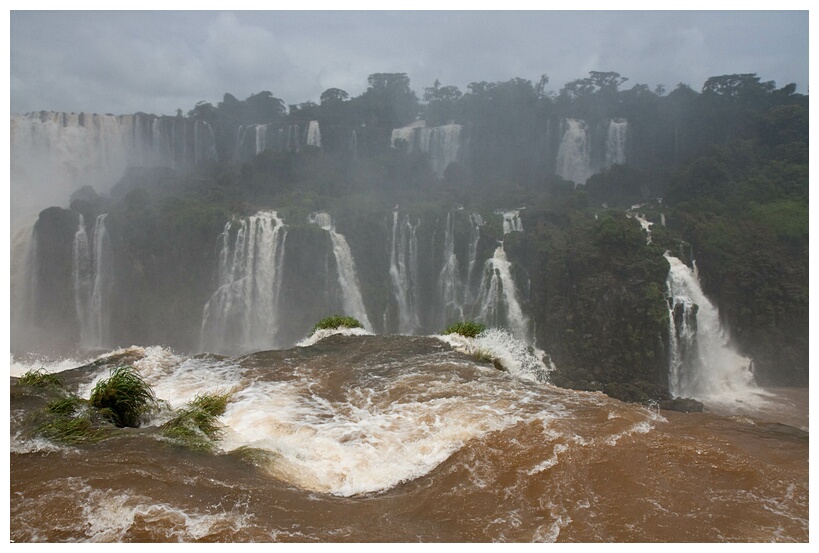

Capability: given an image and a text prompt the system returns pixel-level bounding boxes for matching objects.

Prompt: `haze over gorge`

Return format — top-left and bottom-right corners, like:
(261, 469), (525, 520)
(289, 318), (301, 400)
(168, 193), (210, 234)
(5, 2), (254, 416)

(10, 69), (808, 542)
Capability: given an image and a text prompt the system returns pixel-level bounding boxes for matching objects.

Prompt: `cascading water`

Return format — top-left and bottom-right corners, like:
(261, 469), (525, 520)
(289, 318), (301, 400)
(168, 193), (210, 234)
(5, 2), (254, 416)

(307, 212), (372, 331)
(605, 118), (628, 167)
(306, 120), (321, 148)
(496, 209), (524, 234)
(555, 118), (592, 186)
(386, 211), (421, 334)
(85, 214), (113, 349)
(438, 212), (464, 326)
(72, 215), (93, 346)
(420, 124), (463, 176)
(464, 212), (485, 304)
(665, 254), (756, 402)
(11, 112), (217, 225)
(391, 121), (463, 176)
(474, 211), (531, 343)
(200, 211), (288, 354)
(72, 213), (114, 350)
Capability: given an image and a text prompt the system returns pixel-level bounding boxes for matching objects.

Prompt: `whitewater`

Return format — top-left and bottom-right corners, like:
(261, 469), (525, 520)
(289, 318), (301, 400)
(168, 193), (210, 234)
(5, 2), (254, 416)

(10, 328), (808, 542)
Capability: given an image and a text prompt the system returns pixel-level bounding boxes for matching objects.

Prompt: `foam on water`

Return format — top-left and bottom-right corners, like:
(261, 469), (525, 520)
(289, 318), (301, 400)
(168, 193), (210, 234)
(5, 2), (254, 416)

(217, 373), (534, 496)
(436, 327), (554, 383)
(295, 326), (374, 347)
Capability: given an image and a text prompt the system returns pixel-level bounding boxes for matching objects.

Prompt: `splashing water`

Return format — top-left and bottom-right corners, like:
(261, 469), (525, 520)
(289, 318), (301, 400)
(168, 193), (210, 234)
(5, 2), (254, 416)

(665, 253), (759, 407)
(200, 211), (288, 354)
(307, 212), (372, 331)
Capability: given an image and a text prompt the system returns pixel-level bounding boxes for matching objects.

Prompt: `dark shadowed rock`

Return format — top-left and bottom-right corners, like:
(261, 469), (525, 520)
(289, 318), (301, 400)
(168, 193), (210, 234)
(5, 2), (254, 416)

(659, 397), (704, 413)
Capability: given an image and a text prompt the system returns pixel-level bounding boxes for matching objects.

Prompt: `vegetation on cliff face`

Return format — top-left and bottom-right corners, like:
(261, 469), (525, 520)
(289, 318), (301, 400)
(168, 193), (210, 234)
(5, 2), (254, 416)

(25, 70), (808, 402)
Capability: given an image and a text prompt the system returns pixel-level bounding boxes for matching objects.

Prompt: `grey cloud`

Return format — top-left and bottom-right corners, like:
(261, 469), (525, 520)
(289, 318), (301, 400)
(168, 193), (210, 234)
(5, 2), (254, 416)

(10, 10), (808, 116)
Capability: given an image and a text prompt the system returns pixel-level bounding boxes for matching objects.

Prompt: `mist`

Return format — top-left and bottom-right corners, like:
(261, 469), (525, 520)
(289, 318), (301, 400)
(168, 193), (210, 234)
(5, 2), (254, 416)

(8, 11), (809, 543)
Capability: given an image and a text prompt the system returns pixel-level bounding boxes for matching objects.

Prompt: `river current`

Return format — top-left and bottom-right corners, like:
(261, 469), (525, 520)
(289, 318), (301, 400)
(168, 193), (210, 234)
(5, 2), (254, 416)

(9, 331), (808, 542)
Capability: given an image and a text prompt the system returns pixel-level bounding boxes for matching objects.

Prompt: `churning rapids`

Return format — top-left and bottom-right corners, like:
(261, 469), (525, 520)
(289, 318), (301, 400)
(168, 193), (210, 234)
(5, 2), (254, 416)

(10, 329), (808, 542)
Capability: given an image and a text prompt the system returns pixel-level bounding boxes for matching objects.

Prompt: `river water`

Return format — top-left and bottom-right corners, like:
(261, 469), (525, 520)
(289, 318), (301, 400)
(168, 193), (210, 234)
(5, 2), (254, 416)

(9, 332), (808, 542)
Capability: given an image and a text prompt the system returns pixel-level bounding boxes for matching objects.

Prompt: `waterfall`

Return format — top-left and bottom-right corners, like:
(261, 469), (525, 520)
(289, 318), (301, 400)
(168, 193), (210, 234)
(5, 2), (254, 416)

(11, 112), (217, 225)
(420, 124), (463, 176)
(306, 120), (322, 148)
(387, 211), (421, 334)
(391, 121), (463, 176)
(628, 212), (653, 244)
(72, 215), (93, 347)
(605, 118), (628, 167)
(464, 213), (485, 303)
(200, 211), (288, 354)
(555, 118), (592, 185)
(665, 253), (755, 400)
(307, 212), (372, 330)
(72, 214), (112, 349)
(496, 209), (523, 234)
(471, 209), (531, 342)
(438, 212), (464, 325)
(86, 214), (113, 349)
(474, 244), (531, 343)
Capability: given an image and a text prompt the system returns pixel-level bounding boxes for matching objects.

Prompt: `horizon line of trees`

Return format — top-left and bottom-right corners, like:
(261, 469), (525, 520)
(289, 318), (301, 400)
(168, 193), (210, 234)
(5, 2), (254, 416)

(184, 71), (806, 187)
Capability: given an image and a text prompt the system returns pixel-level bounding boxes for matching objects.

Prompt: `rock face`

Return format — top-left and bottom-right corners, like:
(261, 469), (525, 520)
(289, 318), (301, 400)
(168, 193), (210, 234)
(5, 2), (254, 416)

(659, 397), (705, 413)
(30, 207), (82, 351)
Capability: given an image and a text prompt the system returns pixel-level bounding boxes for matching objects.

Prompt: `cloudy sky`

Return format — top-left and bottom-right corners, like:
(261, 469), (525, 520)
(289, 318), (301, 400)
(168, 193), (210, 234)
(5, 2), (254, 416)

(9, 9), (810, 116)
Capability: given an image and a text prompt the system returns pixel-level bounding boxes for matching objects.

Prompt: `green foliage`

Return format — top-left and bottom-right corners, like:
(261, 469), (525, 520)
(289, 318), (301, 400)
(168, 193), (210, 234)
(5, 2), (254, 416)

(89, 366), (157, 428)
(443, 321), (486, 338)
(17, 368), (64, 390)
(160, 391), (232, 452)
(28, 396), (112, 445)
(311, 315), (364, 333)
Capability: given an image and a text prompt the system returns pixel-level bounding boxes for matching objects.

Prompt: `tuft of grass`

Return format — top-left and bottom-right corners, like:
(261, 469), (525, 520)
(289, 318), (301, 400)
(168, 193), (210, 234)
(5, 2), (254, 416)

(311, 315), (363, 334)
(89, 366), (157, 428)
(443, 321), (486, 338)
(228, 446), (281, 469)
(189, 391), (231, 417)
(29, 396), (112, 445)
(161, 391), (232, 452)
(17, 368), (64, 390)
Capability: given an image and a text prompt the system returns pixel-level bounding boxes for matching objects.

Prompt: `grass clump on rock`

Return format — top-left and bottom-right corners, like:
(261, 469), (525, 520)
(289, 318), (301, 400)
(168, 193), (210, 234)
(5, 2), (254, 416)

(311, 315), (363, 334)
(161, 391), (232, 452)
(443, 321), (486, 338)
(17, 368), (64, 390)
(89, 365), (157, 428)
(29, 395), (112, 445)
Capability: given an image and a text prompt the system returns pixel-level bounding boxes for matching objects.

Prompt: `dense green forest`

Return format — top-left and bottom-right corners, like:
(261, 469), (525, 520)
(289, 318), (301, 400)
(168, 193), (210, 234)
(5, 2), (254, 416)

(36, 70), (808, 403)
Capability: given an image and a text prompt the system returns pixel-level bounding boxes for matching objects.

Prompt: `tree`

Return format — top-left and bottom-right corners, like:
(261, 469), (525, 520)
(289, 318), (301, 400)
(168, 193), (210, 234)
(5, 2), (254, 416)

(320, 88), (349, 105)
(701, 73), (775, 100)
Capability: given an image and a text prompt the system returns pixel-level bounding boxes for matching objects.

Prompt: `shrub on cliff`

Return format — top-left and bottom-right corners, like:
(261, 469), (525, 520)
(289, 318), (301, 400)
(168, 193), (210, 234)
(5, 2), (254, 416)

(89, 365), (157, 428)
(443, 321), (486, 338)
(311, 315), (363, 333)
(161, 391), (232, 451)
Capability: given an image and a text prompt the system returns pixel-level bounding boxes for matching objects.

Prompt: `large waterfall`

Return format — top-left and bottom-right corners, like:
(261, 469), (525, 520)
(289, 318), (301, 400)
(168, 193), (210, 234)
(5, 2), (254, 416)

(605, 118), (628, 166)
(200, 211), (289, 354)
(555, 118), (629, 185)
(556, 119), (593, 185)
(386, 211), (421, 334)
(665, 253), (756, 402)
(235, 120), (321, 161)
(438, 212), (465, 326)
(391, 121), (464, 177)
(473, 211), (532, 343)
(306, 120), (322, 148)
(11, 112), (217, 225)
(71, 214), (113, 350)
(307, 212), (372, 331)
